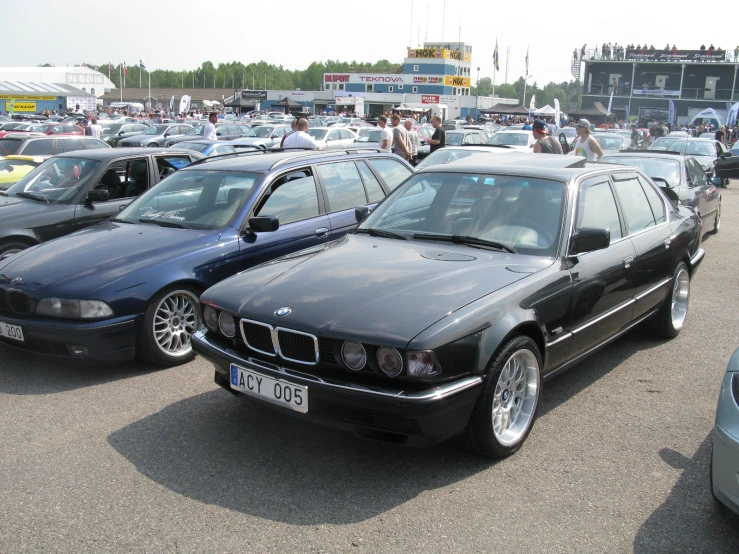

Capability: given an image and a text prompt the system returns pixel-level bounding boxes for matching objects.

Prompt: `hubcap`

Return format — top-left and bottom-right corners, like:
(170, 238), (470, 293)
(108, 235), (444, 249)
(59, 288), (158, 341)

(670, 269), (690, 330)
(492, 349), (540, 446)
(153, 290), (199, 357)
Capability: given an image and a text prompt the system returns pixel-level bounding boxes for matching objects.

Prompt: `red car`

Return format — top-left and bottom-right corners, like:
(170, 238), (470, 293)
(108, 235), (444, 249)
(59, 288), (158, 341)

(41, 123), (84, 136)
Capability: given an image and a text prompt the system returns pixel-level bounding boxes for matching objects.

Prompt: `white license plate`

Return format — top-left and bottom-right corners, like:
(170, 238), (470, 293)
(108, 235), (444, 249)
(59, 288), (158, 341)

(0, 320), (24, 342)
(230, 364), (308, 413)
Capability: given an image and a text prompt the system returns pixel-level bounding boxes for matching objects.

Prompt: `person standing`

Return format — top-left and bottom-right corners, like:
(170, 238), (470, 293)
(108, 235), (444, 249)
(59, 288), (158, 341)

(88, 117), (103, 139)
(282, 118), (321, 150)
(204, 112), (218, 141)
(404, 119), (419, 165)
(570, 119), (604, 160)
(280, 118), (299, 147)
(427, 116), (446, 153)
(390, 114), (411, 161)
(377, 115), (393, 152)
(532, 120), (563, 154)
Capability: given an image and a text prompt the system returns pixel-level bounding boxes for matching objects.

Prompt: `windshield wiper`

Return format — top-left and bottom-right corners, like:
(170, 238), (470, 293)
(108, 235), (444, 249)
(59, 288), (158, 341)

(111, 218), (134, 224)
(350, 228), (410, 240)
(413, 233), (516, 253)
(14, 192), (48, 203)
(138, 218), (191, 229)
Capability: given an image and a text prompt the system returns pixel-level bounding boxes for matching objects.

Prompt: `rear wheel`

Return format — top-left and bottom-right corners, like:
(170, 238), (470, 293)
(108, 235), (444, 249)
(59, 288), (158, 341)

(137, 286), (201, 366)
(0, 240), (33, 261)
(464, 335), (542, 458)
(651, 262), (690, 338)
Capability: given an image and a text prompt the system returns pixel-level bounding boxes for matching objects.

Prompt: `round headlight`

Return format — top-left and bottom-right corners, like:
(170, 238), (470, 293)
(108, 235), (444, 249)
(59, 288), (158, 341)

(341, 341), (367, 370)
(376, 347), (403, 377)
(203, 305), (218, 331)
(218, 311), (236, 337)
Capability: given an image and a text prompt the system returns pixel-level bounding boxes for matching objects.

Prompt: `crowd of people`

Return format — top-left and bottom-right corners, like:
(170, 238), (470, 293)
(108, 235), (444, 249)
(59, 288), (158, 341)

(573, 44), (739, 62)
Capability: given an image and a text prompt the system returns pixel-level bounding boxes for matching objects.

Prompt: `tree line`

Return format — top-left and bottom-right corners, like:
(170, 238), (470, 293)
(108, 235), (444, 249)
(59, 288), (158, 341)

(49, 60), (578, 107)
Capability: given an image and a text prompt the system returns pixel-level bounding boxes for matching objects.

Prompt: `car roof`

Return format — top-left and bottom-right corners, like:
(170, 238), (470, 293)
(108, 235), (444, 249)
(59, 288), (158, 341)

(180, 149), (402, 173)
(416, 152), (634, 180)
(53, 147), (196, 160)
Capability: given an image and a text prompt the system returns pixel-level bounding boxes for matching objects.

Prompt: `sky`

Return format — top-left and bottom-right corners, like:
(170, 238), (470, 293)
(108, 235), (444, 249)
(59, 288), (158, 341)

(4, 0), (730, 90)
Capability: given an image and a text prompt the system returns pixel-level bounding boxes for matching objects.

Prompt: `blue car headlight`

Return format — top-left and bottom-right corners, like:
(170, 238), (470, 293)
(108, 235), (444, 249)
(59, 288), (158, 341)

(36, 298), (114, 319)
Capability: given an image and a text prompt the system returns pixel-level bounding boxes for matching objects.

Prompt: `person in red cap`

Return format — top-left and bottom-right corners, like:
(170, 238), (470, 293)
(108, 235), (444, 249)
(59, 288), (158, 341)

(532, 119), (563, 154)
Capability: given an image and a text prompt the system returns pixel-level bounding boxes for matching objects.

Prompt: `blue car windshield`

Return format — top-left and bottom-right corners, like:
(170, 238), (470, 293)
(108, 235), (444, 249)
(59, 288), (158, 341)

(115, 169), (260, 230)
(362, 172), (566, 257)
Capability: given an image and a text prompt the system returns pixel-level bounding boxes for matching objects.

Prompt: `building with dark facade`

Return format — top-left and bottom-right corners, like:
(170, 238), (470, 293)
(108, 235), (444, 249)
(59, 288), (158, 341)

(575, 47), (739, 124)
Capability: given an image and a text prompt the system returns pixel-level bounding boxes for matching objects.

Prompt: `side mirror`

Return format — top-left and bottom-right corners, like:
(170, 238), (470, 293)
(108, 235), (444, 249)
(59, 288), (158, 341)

(86, 189), (109, 204)
(355, 205), (372, 223)
(248, 215), (279, 232)
(571, 227), (610, 255)
(711, 176), (722, 186)
(719, 152), (731, 159)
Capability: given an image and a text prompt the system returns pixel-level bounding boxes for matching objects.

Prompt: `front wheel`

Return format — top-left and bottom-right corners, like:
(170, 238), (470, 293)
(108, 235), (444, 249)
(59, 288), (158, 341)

(137, 286), (202, 366)
(650, 262), (690, 338)
(464, 335), (542, 458)
(0, 240), (33, 261)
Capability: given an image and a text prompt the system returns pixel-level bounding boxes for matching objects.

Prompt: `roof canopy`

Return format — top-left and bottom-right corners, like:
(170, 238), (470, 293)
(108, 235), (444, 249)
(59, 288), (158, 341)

(569, 102), (609, 117)
(480, 103), (529, 115)
(534, 105), (555, 115)
(273, 97), (302, 108)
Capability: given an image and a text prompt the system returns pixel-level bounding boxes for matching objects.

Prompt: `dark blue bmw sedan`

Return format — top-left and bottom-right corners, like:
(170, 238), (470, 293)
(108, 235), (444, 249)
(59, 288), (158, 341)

(0, 149), (413, 365)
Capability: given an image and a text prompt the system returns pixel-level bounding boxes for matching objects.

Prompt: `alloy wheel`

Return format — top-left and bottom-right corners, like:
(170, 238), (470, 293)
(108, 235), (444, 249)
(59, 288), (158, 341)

(670, 268), (690, 331)
(492, 349), (540, 446)
(152, 290), (200, 358)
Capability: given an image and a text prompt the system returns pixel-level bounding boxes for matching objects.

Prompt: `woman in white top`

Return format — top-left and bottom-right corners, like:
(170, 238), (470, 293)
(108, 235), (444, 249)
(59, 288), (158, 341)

(569, 118), (604, 161)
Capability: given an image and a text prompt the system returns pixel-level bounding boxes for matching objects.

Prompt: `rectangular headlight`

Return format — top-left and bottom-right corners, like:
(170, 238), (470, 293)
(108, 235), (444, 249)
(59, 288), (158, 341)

(36, 298), (114, 319)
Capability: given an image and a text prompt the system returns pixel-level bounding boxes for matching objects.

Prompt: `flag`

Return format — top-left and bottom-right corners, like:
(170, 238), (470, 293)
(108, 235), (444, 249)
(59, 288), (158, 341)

(525, 46), (529, 76)
(529, 94), (536, 119)
(124, 62), (128, 76)
(554, 98), (561, 129)
(668, 100), (676, 125)
(726, 102), (739, 127)
(169, 95), (175, 111)
(494, 39), (499, 71)
(140, 59), (146, 70)
(607, 90), (614, 117)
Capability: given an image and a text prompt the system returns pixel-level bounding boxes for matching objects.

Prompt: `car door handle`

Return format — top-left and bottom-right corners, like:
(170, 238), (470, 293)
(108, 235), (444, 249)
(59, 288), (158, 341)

(314, 227), (329, 238)
(623, 256), (634, 268)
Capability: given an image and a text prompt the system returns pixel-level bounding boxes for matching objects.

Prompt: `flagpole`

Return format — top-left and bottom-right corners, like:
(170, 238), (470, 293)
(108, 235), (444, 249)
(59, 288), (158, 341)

(119, 63), (122, 102)
(148, 55), (151, 112)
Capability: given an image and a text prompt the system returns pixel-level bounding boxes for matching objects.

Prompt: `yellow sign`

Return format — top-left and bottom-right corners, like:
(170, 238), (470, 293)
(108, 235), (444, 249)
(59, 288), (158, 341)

(444, 76), (471, 87)
(0, 95), (56, 100)
(5, 101), (37, 112)
(407, 48), (472, 62)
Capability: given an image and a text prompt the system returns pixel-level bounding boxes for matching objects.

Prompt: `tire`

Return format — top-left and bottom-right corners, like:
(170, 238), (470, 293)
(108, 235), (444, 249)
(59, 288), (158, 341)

(709, 200), (721, 234)
(148, 142), (159, 147)
(0, 240), (33, 261)
(464, 335), (542, 458)
(137, 286), (202, 366)
(650, 262), (690, 338)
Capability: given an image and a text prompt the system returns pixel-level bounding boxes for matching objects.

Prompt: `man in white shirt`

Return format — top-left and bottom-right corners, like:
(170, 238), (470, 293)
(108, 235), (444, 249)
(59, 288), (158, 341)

(88, 117), (103, 139)
(283, 118), (321, 150)
(404, 119), (419, 165)
(204, 112), (218, 141)
(378, 115), (392, 152)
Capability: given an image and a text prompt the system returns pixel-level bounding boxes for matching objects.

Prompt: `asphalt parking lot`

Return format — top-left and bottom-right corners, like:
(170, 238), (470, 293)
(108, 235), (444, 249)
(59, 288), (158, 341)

(1, 188), (739, 553)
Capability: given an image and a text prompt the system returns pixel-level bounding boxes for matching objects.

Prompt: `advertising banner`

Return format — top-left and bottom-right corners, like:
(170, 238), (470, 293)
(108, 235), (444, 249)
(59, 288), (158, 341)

(624, 49), (726, 62)
(241, 90), (268, 100)
(422, 95), (440, 104)
(407, 48), (471, 62)
(0, 94), (56, 101)
(444, 76), (471, 87)
(66, 96), (96, 113)
(632, 89), (681, 97)
(5, 101), (36, 112)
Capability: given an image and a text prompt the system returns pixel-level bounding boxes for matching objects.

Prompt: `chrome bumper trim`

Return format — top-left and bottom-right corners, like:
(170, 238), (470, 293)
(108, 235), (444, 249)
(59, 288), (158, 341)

(690, 248), (705, 266)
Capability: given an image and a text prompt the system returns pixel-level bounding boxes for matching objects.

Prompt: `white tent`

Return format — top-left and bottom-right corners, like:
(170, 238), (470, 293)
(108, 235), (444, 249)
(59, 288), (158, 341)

(690, 107), (723, 126)
(534, 105), (555, 115)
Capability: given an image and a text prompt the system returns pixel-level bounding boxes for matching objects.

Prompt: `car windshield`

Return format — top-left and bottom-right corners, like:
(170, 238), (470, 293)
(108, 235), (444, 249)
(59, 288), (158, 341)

(5, 157), (101, 204)
(442, 120), (458, 126)
(649, 137), (681, 151)
(601, 156), (681, 186)
(186, 127), (205, 136)
(683, 141), (716, 156)
(0, 139), (22, 156)
(488, 133), (529, 146)
(416, 149), (482, 169)
(176, 142), (210, 153)
(250, 126), (274, 138)
(594, 135), (625, 151)
(445, 132), (465, 146)
(28, 124), (52, 133)
(144, 125), (169, 135)
(362, 172), (566, 257)
(307, 129), (328, 140)
(102, 124), (124, 134)
(356, 130), (381, 142)
(115, 169), (260, 230)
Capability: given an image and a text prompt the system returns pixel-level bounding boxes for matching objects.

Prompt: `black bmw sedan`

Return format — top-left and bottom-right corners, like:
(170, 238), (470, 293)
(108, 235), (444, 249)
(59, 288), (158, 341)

(193, 153), (705, 458)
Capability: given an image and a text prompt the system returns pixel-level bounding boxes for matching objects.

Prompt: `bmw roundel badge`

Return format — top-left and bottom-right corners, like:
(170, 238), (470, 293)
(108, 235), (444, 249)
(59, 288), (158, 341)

(275, 307), (292, 317)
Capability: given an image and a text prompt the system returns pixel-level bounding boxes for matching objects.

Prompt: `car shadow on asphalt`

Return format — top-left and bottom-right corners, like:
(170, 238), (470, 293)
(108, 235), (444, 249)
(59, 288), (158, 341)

(0, 345), (161, 395)
(106, 328), (669, 526)
(633, 435), (739, 553)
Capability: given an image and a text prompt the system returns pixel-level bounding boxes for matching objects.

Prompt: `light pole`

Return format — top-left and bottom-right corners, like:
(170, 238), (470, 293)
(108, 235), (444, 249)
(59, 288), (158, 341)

(522, 74), (534, 110)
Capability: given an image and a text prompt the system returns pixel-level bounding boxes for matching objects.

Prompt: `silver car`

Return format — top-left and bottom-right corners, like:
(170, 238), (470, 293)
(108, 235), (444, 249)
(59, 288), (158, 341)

(230, 125), (291, 149)
(712, 347), (739, 518)
(118, 124), (193, 147)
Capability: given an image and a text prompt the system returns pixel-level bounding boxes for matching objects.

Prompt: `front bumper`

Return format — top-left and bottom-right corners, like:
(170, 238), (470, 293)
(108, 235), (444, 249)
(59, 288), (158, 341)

(192, 330), (483, 446)
(0, 313), (140, 363)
